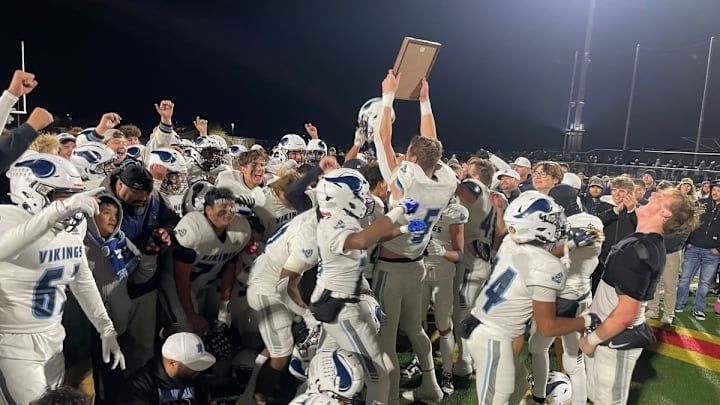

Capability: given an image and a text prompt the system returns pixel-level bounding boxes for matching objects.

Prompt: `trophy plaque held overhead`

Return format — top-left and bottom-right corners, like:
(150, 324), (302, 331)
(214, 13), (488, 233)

(392, 37), (442, 100)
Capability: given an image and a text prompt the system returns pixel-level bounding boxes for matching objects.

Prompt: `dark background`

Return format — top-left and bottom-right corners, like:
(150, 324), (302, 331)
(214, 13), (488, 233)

(3, 0), (720, 153)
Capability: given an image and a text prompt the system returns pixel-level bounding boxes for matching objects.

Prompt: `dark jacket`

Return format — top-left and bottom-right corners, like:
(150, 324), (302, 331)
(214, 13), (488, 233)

(595, 199), (638, 260)
(0, 123), (39, 203)
(117, 358), (208, 405)
(686, 198), (720, 249)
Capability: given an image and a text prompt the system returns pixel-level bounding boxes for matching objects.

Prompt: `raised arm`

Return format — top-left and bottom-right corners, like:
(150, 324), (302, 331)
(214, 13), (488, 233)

(374, 70), (400, 181)
(418, 78), (437, 140)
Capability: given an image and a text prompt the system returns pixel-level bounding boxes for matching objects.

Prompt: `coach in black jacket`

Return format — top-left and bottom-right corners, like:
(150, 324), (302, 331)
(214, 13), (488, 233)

(591, 175), (638, 293)
(117, 332), (215, 405)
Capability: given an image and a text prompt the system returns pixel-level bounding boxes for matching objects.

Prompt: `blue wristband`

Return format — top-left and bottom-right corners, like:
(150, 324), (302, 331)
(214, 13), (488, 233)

(454, 250), (464, 264)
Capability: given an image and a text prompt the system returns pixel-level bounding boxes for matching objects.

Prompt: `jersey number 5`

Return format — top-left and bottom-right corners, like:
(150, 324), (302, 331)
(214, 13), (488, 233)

(411, 208), (441, 245)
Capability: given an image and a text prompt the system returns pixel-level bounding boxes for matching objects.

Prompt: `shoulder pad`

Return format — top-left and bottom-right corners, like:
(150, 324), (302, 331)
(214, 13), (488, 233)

(526, 255), (566, 291)
(445, 203), (469, 224)
(174, 212), (204, 247)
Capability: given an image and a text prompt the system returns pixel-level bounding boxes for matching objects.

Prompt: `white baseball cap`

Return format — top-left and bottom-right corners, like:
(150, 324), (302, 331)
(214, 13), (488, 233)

(562, 173), (582, 190)
(495, 168), (520, 181)
(511, 157), (531, 168)
(161, 332), (216, 371)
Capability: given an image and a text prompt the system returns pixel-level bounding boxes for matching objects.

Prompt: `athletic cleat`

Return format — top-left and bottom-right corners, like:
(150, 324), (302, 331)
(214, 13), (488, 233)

(400, 357), (421, 379)
(452, 358), (474, 378)
(440, 372), (455, 396)
(401, 383), (443, 402)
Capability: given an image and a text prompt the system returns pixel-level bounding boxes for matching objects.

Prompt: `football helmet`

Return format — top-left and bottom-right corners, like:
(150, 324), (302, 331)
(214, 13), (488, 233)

(306, 138), (328, 165)
(7, 153), (86, 229)
(306, 349), (364, 400)
(126, 144), (146, 162)
(359, 293), (384, 334)
(357, 97), (396, 143)
(504, 191), (568, 244)
(316, 168), (373, 219)
(545, 370), (572, 405)
(146, 148), (189, 195)
(279, 133), (307, 164)
(182, 180), (214, 215)
(193, 136), (226, 171)
(228, 144), (249, 160)
(70, 142), (116, 181)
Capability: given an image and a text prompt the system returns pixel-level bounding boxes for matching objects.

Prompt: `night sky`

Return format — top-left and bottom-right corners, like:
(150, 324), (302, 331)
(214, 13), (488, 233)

(4, 0), (720, 155)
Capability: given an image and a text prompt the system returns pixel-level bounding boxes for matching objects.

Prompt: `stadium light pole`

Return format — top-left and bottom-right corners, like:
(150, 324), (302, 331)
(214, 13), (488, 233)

(694, 36), (715, 165)
(622, 44), (640, 151)
(563, 0), (596, 156)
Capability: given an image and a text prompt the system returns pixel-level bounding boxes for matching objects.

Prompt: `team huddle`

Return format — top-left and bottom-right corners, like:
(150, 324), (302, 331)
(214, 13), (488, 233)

(0, 68), (705, 405)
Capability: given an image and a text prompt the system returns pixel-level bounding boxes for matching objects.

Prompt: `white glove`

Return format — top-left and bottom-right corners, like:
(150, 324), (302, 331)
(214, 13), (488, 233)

(55, 187), (104, 218)
(101, 333), (126, 370)
(217, 299), (231, 327)
(353, 127), (366, 147)
(426, 239), (446, 257)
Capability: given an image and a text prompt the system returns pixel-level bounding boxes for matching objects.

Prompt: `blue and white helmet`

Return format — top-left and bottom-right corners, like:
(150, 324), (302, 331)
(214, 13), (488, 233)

(279, 133), (306, 164)
(357, 97), (396, 143)
(146, 148), (189, 195)
(193, 136), (226, 171)
(504, 191), (568, 244)
(306, 349), (364, 400)
(70, 141), (116, 181)
(228, 144), (249, 160)
(546, 370), (572, 405)
(306, 139), (328, 165)
(316, 168), (373, 219)
(359, 293), (384, 334)
(126, 144), (146, 162)
(8, 153), (86, 229)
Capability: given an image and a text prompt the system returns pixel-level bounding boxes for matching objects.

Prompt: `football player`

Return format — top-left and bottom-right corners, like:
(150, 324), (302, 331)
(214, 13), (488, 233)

(161, 187), (251, 334)
(310, 168), (425, 405)
(0, 153), (125, 404)
(451, 157), (501, 378)
(241, 208), (321, 404)
(528, 184), (603, 405)
(372, 71), (457, 402)
(146, 147), (189, 216)
(580, 189), (702, 405)
(463, 192), (593, 405)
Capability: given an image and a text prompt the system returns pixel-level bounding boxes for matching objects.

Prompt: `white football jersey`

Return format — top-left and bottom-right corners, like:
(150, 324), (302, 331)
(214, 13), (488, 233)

(470, 236), (566, 339)
(316, 211), (366, 296)
(172, 211), (251, 289)
(0, 206), (87, 334)
(254, 187), (298, 240)
(561, 212), (603, 299)
(425, 202), (469, 272)
(248, 209), (319, 293)
(383, 161), (457, 258)
(461, 179), (496, 246)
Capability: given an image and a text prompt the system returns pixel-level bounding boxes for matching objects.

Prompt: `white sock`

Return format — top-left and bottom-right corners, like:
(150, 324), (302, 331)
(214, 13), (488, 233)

(245, 353), (267, 396)
(439, 333), (455, 374)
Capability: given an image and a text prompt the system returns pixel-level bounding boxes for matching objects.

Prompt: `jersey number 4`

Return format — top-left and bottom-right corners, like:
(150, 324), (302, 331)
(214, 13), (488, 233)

(32, 263), (79, 319)
(482, 267), (517, 313)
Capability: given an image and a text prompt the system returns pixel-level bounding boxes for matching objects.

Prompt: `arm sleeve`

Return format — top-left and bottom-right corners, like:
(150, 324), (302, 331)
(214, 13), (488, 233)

(373, 115), (394, 182)
(597, 206), (619, 226)
(69, 254), (117, 337)
(0, 203), (65, 261)
(0, 90), (19, 130)
(173, 244), (197, 264)
(0, 123), (39, 174)
(285, 166), (322, 212)
(140, 122), (175, 163)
